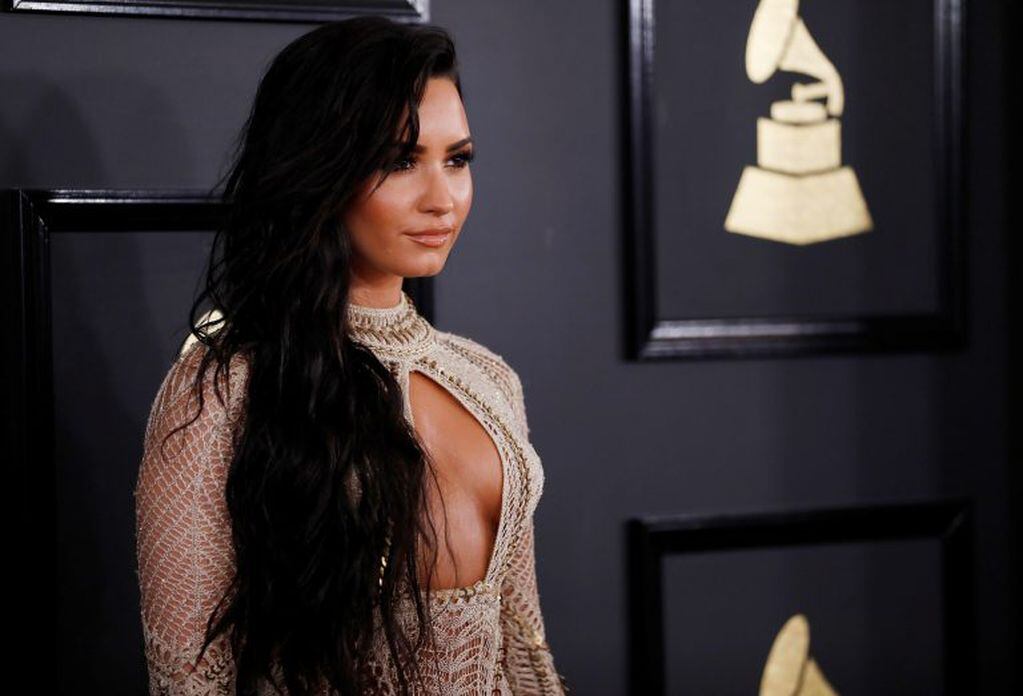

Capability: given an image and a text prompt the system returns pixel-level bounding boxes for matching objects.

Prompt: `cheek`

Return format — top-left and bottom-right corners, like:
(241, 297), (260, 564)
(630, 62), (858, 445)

(346, 185), (413, 253)
(454, 175), (473, 217)
(354, 187), (407, 230)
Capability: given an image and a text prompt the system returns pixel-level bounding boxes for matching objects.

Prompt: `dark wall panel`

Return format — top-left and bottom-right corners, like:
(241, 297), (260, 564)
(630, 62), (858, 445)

(1, 0), (1013, 693)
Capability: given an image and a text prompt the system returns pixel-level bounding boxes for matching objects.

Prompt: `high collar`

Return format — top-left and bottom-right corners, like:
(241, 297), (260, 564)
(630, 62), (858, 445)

(345, 289), (436, 360)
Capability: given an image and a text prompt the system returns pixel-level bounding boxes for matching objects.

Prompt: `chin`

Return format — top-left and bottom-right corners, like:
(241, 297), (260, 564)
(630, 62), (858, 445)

(398, 254), (449, 278)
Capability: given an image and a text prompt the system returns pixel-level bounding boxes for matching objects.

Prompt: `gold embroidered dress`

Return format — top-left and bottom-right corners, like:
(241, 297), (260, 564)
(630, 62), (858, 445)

(134, 290), (567, 694)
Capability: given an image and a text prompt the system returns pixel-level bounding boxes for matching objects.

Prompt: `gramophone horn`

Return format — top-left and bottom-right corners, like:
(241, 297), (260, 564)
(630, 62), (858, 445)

(745, 0), (845, 115)
(745, 0), (800, 83)
(759, 614), (839, 696)
(179, 307), (225, 358)
(799, 657), (839, 696)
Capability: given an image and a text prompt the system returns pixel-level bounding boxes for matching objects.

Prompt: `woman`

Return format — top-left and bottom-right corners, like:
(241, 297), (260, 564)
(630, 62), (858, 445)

(133, 15), (567, 696)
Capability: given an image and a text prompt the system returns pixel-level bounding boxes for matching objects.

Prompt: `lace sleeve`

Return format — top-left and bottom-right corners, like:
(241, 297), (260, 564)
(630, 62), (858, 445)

(133, 346), (248, 695)
(499, 367), (568, 693)
(499, 518), (568, 694)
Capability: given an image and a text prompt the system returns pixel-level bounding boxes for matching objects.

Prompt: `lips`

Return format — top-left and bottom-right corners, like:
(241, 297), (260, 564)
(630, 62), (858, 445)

(405, 227), (454, 236)
(405, 227), (453, 247)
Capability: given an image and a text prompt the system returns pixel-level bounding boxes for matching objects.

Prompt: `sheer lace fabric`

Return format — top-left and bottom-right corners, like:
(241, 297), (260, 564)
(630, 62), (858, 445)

(134, 291), (567, 694)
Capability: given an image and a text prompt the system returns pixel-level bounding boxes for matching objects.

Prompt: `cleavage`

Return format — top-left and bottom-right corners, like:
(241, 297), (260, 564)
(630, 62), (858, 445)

(406, 369), (504, 590)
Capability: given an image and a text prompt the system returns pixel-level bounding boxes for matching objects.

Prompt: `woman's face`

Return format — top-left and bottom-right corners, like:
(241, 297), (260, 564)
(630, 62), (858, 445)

(344, 77), (473, 283)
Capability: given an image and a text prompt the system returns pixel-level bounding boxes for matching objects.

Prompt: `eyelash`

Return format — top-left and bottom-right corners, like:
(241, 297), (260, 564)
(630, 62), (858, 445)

(390, 149), (475, 172)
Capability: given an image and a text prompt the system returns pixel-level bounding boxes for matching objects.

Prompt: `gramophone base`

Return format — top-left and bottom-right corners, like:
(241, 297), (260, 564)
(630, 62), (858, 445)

(724, 165), (873, 245)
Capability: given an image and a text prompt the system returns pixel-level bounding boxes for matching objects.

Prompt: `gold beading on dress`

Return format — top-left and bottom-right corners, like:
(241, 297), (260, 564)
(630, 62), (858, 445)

(134, 289), (566, 694)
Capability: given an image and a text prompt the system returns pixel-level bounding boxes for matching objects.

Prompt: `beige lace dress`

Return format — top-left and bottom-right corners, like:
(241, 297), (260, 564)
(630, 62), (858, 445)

(133, 290), (567, 694)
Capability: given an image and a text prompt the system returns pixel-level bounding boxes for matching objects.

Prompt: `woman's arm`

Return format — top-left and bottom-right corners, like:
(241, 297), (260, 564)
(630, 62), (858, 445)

(499, 366), (568, 693)
(134, 347), (247, 695)
(499, 518), (568, 694)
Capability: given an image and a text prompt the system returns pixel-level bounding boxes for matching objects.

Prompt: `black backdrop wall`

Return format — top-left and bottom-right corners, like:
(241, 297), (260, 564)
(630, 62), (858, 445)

(1, 1), (1016, 693)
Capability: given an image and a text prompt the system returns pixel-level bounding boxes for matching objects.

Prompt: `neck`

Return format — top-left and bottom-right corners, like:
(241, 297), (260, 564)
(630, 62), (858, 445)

(348, 273), (404, 310)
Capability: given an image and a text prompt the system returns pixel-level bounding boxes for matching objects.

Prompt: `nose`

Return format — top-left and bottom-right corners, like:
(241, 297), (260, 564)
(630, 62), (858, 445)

(419, 165), (455, 215)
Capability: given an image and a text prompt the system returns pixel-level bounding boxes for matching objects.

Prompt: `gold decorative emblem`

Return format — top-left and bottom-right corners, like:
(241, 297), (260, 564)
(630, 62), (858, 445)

(725, 0), (873, 245)
(759, 614), (839, 696)
(179, 308), (223, 357)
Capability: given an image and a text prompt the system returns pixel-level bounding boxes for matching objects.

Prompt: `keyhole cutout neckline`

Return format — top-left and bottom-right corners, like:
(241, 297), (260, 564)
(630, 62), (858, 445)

(405, 365), (507, 592)
(345, 291), (508, 597)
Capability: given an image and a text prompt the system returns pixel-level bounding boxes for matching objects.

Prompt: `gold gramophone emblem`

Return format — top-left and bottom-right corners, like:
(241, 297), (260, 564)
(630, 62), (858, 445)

(725, 0), (873, 245)
(179, 308), (224, 357)
(759, 614), (839, 696)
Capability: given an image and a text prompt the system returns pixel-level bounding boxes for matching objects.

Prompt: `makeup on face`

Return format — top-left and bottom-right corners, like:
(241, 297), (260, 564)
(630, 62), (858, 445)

(344, 77), (472, 279)
(405, 230), (453, 247)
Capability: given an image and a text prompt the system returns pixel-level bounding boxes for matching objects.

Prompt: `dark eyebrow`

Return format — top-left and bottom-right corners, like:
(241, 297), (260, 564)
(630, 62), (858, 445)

(396, 137), (473, 154)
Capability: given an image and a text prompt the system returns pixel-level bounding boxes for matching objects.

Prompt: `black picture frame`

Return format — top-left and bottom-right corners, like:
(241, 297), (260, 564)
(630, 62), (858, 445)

(625, 500), (975, 695)
(3, 0), (428, 23)
(0, 188), (434, 668)
(620, 0), (968, 360)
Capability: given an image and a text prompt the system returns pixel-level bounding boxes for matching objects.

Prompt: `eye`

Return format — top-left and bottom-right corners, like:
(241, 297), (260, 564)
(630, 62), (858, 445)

(388, 149), (475, 173)
(449, 149), (475, 168)
(390, 156), (415, 172)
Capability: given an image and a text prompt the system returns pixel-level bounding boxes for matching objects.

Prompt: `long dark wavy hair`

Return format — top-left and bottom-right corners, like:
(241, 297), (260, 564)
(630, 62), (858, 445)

(163, 15), (462, 695)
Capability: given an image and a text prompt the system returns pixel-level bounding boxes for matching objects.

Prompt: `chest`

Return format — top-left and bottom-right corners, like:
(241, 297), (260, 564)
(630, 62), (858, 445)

(379, 349), (543, 591)
(397, 355), (518, 589)
(407, 368), (504, 530)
